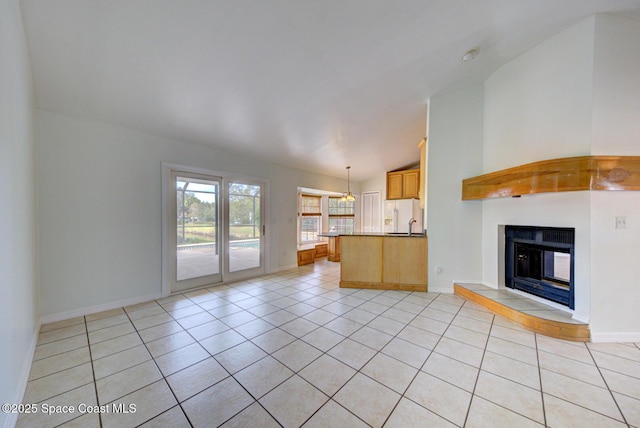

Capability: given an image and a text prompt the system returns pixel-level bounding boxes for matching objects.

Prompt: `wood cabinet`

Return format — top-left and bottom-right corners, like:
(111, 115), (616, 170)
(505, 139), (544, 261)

(327, 236), (341, 262)
(382, 237), (427, 286)
(340, 235), (427, 291)
(387, 169), (420, 200)
(403, 169), (420, 198)
(297, 247), (316, 266)
(315, 243), (328, 258)
(387, 172), (404, 199)
(340, 236), (382, 283)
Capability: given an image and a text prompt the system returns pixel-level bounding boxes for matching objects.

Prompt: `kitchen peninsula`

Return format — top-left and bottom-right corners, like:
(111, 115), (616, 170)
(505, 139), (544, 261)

(323, 233), (428, 292)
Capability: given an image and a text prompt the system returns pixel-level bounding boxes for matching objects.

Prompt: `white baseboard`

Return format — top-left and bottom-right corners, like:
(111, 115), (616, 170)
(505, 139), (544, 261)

(271, 263), (299, 272)
(39, 293), (163, 325)
(4, 320), (41, 428)
(428, 285), (454, 293)
(590, 332), (640, 343)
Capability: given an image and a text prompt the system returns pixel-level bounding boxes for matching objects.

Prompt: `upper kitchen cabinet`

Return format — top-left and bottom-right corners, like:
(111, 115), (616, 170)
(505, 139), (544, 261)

(386, 168), (420, 200)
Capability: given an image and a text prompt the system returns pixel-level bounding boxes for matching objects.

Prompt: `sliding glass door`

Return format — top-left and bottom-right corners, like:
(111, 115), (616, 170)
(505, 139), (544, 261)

(173, 172), (222, 292)
(168, 168), (265, 293)
(226, 180), (264, 281)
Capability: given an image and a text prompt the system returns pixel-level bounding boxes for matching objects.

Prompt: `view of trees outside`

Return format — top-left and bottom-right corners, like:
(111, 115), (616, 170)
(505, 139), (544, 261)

(228, 183), (261, 241)
(176, 179), (218, 245)
(176, 180), (261, 246)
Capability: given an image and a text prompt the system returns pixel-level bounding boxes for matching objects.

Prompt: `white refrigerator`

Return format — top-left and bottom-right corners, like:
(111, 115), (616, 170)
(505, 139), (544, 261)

(384, 199), (423, 234)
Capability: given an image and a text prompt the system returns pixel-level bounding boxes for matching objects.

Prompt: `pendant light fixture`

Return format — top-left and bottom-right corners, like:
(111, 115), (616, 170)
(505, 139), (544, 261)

(341, 166), (356, 202)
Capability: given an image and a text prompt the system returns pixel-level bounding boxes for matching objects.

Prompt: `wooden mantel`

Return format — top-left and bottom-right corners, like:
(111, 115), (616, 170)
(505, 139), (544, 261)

(462, 156), (640, 200)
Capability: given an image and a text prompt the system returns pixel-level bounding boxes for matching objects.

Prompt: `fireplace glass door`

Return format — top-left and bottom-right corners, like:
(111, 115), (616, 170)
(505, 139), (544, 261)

(506, 226), (575, 309)
(515, 244), (571, 290)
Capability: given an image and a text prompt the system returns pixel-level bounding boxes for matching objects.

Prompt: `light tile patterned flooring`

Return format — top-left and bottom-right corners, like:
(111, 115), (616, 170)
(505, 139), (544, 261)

(18, 261), (640, 427)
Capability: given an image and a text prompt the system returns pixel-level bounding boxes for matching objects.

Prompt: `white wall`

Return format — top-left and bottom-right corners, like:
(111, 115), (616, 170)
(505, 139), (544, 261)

(361, 172), (386, 196)
(36, 110), (352, 317)
(432, 14), (640, 336)
(426, 83), (484, 292)
(589, 15), (640, 338)
(481, 17), (596, 322)
(0, 0), (38, 426)
(483, 16), (595, 171)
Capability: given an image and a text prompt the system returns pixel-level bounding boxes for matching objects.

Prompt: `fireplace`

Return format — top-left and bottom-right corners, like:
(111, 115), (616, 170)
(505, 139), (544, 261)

(505, 226), (575, 309)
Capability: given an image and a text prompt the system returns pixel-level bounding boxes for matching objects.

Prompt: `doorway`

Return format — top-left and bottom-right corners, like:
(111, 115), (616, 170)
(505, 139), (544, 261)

(361, 191), (381, 233)
(163, 165), (266, 294)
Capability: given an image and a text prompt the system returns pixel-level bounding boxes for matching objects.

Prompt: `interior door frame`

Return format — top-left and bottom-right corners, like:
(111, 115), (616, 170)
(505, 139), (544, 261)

(361, 190), (382, 233)
(162, 163), (270, 297)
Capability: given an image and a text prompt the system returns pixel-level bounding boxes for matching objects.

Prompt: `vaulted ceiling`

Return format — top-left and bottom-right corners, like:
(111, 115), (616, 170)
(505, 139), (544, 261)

(20, 0), (640, 181)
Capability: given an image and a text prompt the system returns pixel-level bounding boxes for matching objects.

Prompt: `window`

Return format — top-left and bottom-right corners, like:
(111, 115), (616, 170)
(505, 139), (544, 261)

(299, 194), (321, 243)
(329, 197), (355, 234)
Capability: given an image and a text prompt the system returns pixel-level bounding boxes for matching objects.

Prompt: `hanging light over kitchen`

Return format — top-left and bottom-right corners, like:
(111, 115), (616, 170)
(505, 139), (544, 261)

(341, 166), (356, 202)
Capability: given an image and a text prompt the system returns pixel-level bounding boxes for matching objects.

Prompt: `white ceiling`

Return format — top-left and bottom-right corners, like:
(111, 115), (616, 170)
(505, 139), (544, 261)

(19, 0), (640, 181)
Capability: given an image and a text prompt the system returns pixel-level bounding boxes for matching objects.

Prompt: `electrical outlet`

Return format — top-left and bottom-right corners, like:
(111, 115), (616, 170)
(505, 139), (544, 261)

(435, 266), (443, 274)
(615, 216), (627, 229)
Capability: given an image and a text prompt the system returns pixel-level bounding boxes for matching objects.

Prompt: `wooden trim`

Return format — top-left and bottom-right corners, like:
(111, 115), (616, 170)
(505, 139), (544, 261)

(462, 156), (640, 200)
(340, 280), (427, 292)
(454, 284), (590, 341)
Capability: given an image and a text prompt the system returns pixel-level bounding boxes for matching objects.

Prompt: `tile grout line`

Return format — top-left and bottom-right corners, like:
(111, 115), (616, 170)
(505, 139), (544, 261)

(248, 288), (362, 427)
(460, 300), (493, 428)
(462, 303), (546, 427)
(242, 273), (393, 426)
(157, 287), (288, 426)
(437, 298), (483, 428)
(377, 293), (452, 427)
(583, 343), (630, 427)
(534, 333), (548, 427)
(153, 290), (274, 425)
(269, 282), (408, 427)
(538, 342), (633, 426)
(123, 300), (196, 428)
(335, 293), (481, 426)
(84, 314), (104, 428)
(24, 319), (104, 427)
(177, 284), (304, 427)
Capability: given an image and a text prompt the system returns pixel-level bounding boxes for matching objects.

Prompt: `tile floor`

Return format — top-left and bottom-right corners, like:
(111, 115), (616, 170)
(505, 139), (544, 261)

(17, 260), (640, 427)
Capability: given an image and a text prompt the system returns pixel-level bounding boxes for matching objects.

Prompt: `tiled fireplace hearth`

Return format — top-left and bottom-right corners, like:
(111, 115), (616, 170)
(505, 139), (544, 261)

(454, 283), (589, 341)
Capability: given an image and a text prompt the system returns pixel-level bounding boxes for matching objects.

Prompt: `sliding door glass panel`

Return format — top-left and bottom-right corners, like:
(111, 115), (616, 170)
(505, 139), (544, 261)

(228, 181), (262, 273)
(175, 175), (221, 285)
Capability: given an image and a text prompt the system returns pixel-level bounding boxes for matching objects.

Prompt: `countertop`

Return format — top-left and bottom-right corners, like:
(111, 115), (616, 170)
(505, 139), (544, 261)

(319, 232), (427, 238)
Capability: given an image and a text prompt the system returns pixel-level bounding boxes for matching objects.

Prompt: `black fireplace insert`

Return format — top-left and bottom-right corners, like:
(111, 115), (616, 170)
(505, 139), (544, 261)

(505, 226), (575, 309)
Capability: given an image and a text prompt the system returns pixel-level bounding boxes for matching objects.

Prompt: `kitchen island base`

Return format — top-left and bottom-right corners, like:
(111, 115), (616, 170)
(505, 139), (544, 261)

(339, 235), (427, 292)
(340, 280), (427, 292)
